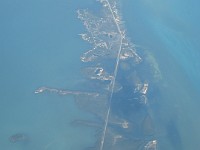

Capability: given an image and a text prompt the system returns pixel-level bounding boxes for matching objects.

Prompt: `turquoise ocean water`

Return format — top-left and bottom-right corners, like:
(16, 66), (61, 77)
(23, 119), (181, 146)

(123, 0), (200, 149)
(0, 0), (200, 150)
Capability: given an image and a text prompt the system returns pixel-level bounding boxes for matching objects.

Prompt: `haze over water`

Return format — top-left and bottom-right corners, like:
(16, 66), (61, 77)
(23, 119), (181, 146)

(0, 0), (200, 150)
(123, 0), (200, 149)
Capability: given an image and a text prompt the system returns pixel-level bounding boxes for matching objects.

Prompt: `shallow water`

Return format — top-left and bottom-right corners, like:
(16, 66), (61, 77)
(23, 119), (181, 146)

(1, 0), (200, 150)
(123, 0), (200, 149)
(0, 0), (96, 149)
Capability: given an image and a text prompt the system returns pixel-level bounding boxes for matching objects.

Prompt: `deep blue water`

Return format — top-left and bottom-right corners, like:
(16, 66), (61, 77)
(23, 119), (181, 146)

(0, 0), (200, 150)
